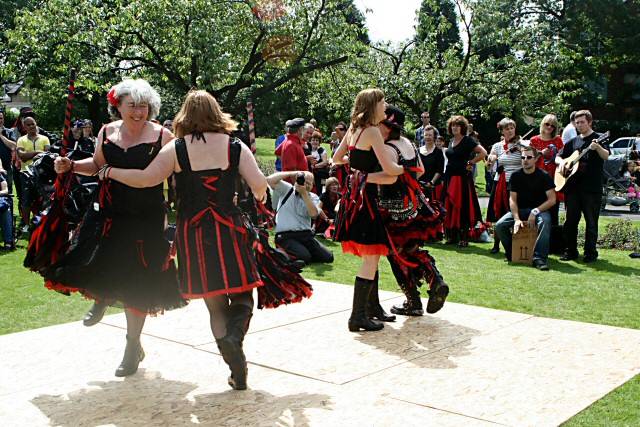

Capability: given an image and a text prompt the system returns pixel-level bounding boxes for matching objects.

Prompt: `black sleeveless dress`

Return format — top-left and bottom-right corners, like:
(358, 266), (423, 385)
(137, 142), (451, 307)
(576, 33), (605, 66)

(174, 137), (263, 298)
(334, 135), (389, 256)
(44, 128), (185, 314)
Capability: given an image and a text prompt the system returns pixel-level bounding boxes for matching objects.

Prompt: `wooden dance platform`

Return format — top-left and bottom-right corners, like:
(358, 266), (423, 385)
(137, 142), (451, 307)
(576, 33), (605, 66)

(1, 280), (639, 426)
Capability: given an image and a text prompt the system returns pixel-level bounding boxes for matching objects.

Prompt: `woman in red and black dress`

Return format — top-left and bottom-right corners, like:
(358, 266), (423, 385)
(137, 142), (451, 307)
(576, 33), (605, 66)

(486, 118), (526, 253)
(106, 90), (311, 390)
(50, 79), (185, 377)
(442, 115), (487, 246)
(530, 114), (563, 225)
(418, 124), (445, 205)
(377, 106), (448, 317)
(333, 88), (404, 332)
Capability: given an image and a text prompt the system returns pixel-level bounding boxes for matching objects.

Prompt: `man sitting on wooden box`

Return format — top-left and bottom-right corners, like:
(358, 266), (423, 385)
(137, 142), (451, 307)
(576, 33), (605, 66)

(495, 144), (556, 270)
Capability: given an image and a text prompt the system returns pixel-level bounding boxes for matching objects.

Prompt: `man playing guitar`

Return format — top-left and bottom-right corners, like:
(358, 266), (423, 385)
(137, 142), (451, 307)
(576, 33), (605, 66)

(556, 110), (609, 263)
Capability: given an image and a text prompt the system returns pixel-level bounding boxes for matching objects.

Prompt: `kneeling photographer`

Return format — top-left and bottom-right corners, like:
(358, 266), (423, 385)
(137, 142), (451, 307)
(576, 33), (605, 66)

(267, 170), (334, 266)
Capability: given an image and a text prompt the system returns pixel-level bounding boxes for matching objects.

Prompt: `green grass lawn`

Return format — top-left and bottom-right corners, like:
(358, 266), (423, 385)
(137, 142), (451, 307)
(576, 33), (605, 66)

(1, 137), (638, 425)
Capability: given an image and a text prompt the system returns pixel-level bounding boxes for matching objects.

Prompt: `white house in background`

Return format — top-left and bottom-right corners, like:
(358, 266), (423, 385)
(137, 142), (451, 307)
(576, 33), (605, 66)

(1, 81), (32, 111)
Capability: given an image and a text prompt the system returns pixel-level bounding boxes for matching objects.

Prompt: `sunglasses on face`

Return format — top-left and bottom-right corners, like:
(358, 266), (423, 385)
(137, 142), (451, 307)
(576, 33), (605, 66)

(335, 127), (346, 131)
(521, 155), (535, 160)
(544, 123), (555, 128)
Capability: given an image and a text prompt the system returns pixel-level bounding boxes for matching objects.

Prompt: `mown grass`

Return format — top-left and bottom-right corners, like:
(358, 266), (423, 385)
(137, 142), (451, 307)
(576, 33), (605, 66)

(1, 136), (637, 425)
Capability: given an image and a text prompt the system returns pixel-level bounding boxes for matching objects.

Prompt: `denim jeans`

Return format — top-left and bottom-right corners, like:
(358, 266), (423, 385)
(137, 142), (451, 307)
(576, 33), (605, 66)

(495, 209), (552, 263)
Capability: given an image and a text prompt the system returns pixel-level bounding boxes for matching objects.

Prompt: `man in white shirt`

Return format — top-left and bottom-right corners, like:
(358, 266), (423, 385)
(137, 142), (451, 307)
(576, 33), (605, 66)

(561, 111), (577, 144)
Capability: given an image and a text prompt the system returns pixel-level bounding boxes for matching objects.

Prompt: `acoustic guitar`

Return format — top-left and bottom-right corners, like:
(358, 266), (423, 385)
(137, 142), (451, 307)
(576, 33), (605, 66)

(554, 131), (610, 191)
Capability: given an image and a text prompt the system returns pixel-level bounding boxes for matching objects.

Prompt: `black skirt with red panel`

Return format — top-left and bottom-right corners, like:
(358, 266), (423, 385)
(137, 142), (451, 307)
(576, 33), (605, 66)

(443, 173), (486, 240)
(486, 170), (509, 223)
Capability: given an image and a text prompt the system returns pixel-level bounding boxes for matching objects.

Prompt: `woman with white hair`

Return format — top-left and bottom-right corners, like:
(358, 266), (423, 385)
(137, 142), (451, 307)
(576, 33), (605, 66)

(48, 79), (185, 377)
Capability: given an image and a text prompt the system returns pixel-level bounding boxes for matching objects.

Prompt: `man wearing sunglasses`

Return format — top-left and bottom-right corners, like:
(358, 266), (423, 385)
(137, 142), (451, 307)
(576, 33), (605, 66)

(495, 145), (556, 270)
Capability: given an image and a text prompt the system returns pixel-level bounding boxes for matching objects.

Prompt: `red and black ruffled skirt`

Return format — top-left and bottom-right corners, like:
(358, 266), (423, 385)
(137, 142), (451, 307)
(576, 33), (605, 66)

(443, 174), (486, 241)
(334, 171), (389, 257)
(486, 172), (509, 223)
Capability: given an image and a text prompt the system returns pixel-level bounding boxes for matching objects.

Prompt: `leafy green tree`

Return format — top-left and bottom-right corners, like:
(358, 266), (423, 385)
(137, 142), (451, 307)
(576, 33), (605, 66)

(3, 0), (367, 129)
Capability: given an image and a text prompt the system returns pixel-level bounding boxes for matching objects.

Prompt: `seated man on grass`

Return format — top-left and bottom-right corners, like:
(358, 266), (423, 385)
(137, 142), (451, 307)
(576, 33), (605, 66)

(267, 170), (334, 266)
(495, 144), (556, 270)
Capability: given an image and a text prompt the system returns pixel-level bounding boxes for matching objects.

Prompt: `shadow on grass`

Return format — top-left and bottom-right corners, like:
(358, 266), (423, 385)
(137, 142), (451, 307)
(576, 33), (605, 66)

(31, 371), (333, 426)
(354, 316), (480, 370)
(576, 257), (640, 276)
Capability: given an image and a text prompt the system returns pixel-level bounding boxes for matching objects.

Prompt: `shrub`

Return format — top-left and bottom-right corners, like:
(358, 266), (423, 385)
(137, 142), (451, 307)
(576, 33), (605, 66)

(597, 219), (640, 251)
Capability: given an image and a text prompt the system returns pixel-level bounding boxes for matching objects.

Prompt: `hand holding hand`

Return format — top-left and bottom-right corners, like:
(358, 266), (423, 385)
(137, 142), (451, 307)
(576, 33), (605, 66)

(54, 156), (72, 174)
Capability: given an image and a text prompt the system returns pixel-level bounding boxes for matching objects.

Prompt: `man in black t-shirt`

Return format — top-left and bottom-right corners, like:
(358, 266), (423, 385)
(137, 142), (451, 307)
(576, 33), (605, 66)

(495, 145), (556, 270)
(556, 110), (610, 263)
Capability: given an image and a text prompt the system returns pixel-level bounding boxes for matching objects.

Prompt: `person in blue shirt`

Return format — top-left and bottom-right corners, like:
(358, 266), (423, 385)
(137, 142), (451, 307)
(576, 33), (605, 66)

(274, 132), (286, 171)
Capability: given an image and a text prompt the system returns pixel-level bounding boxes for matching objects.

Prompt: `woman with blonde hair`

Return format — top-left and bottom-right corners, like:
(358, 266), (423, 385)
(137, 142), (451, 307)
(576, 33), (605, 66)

(333, 88), (404, 332)
(102, 90), (312, 390)
(50, 78), (186, 377)
(442, 115), (487, 246)
(530, 114), (564, 224)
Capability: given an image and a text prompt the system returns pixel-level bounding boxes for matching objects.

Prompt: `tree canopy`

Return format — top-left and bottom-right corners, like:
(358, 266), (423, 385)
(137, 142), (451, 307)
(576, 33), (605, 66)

(2, 0), (638, 137)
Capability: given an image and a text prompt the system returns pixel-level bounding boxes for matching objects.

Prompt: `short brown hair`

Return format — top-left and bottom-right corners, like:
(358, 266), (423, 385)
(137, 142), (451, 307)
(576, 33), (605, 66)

(574, 110), (592, 123)
(447, 115), (469, 135)
(497, 117), (516, 130)
(311, 131), (323, 141)
(521, 144), (539, 157)
(424, 125), (438, 139)
(173, 90), (237, 138)
(324, 177), (340, 189)
(350, 88), (385, 129)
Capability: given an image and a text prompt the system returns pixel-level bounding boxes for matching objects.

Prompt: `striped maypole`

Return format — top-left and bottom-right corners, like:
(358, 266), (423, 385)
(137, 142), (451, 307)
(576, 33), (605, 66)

(61, 69), (77, 156)
(246, 101), (256, 153)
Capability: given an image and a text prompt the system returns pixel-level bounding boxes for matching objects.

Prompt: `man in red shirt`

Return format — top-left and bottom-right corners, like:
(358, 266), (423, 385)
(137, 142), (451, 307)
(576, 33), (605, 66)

(275, 118), (308, 177)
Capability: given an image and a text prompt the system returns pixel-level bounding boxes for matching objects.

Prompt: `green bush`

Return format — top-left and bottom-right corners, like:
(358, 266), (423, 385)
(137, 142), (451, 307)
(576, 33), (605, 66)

(597, 219), (640, 250)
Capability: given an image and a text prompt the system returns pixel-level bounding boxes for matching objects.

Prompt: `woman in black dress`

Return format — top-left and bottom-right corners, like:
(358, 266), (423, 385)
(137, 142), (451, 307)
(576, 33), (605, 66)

(333, 88), (404, 332)
(106, 90), (311, 390)
(51, 79), (185, 377)
(378, 106), (448, 316)
(418, 124), (445, 203)
(442, 115), (487, 246)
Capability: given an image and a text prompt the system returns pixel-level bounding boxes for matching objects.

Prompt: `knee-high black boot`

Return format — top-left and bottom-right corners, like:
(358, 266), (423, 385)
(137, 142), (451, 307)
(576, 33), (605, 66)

(367, 271), (396, 322)
(216, 304), (253, 390)
(426, 266), (449, 314)
(348, 277), (384, 332)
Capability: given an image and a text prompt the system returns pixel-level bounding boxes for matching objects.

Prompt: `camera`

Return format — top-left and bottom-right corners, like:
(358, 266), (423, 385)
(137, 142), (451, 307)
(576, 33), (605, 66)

(296, 172), (306, 185)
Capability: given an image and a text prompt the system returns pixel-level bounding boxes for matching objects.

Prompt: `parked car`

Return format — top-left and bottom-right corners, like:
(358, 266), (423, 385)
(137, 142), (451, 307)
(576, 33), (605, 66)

(609, 137), (640, 156)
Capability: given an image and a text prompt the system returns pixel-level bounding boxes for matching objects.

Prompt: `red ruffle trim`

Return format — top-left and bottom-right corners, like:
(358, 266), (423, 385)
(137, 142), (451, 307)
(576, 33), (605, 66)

(181, 280), (264, 299)
(341, 241), (388, 257)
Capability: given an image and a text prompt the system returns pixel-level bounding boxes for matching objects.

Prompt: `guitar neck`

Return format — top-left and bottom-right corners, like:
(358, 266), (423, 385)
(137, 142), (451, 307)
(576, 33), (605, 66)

(576, 133), (609, 161)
